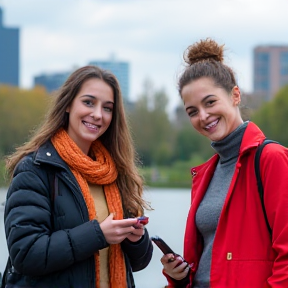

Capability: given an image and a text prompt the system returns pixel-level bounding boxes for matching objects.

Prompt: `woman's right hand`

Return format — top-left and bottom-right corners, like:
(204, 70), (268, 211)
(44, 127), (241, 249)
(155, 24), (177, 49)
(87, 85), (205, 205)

(161, 253), (190, 280)
(100, 213), (138, 244)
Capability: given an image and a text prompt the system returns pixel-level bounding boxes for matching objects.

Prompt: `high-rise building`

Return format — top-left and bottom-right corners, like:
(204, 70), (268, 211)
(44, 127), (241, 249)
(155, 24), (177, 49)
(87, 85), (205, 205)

(253, 45), (288, 101)
(34, 72), (70, 93)
(0, 7), (19, 86)
(89, 58), (130, 101)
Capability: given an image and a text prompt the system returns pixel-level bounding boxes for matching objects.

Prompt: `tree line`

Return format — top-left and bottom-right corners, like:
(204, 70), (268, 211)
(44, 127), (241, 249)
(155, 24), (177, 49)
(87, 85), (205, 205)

(1, 82), (288, 187)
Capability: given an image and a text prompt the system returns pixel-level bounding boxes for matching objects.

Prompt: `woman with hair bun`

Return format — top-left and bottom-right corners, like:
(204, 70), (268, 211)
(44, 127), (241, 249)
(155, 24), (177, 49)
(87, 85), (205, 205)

(160, 38), (288, 287)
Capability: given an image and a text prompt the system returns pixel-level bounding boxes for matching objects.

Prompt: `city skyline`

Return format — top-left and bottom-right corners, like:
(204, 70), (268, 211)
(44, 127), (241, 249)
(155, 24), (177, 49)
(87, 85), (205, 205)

(1, 0), (288, 111)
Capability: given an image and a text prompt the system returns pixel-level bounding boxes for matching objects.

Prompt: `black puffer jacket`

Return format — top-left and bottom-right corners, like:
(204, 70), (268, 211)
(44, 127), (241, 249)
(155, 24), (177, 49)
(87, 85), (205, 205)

(4, 140), (153, 288)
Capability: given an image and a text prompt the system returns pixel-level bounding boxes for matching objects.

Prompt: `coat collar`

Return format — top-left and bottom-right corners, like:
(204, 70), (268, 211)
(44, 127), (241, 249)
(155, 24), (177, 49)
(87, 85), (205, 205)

(239, 121), (266, 154)
(33, 140), (67, 169)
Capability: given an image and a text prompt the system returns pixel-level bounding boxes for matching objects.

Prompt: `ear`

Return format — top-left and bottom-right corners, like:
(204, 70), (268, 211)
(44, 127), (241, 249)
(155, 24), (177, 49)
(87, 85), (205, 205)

(66, 106), (70, 113)
(231, 86), (241, 106)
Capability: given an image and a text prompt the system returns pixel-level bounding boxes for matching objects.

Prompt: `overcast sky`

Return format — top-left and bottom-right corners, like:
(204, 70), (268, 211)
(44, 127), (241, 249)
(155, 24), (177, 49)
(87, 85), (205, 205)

(1, 0), (288, 111)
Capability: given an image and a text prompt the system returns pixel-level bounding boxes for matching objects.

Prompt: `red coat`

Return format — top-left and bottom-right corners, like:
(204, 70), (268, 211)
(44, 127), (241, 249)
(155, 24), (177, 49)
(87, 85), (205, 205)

(168, 122), (288, 287)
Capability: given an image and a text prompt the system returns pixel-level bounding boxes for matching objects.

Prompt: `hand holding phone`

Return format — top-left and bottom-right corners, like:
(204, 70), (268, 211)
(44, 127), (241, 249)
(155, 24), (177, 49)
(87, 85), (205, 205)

(152, 235), (192, 280)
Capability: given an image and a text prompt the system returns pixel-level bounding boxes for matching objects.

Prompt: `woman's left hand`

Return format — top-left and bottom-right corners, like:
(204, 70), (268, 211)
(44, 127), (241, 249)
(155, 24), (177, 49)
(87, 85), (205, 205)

(126, 224), (145, 242)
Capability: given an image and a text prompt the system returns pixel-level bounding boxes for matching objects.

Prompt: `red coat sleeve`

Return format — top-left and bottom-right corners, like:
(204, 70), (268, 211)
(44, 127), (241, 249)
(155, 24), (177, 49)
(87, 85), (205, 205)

(261, 143), (288, 287)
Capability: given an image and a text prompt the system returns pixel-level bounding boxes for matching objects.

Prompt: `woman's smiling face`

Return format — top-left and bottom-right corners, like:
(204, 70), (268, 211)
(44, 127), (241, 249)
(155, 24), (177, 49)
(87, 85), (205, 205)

(66, 78), (114, 154)
(181, 77), (243, 142)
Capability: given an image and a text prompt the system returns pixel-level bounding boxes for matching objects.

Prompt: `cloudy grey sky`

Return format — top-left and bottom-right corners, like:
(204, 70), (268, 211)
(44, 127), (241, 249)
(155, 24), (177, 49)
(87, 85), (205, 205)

(2, 0), (288, 110)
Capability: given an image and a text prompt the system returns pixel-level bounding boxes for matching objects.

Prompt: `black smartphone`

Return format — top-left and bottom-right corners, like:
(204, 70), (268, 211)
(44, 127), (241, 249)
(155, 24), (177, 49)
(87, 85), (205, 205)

(151, 236), (190, 267)
(150, 235), (176, 255)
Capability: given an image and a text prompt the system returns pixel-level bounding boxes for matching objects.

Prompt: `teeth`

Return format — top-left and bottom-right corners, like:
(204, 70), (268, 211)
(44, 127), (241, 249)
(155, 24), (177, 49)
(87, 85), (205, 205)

(83, 121), (97, 129)
(206, 120), (218, 129)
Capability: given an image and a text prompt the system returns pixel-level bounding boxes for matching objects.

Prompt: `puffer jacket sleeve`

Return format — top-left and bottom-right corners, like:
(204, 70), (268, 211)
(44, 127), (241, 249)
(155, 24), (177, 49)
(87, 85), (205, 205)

(121, 227), (153, 272)
(4, 156), (108, 276)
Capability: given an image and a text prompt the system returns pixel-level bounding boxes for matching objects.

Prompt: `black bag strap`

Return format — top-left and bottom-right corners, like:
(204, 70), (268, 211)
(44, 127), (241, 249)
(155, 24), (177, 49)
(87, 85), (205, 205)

(254, 139), (279, 235)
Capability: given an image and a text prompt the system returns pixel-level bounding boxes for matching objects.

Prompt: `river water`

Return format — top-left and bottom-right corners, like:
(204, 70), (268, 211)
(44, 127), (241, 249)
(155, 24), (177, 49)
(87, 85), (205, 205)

(0, 187), (191, 288)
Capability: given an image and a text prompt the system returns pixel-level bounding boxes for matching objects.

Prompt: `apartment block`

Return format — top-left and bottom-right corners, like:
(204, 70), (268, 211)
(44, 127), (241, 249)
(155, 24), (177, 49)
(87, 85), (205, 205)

(253, 45), (288, 100)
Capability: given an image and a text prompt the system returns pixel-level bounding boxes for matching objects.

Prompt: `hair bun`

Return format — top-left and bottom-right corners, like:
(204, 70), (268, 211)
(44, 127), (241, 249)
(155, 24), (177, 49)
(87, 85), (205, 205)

(184, 38), (224, 66)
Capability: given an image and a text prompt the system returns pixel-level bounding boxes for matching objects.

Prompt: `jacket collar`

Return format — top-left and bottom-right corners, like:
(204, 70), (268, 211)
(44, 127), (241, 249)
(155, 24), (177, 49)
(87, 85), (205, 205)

(239, 121), (266, 154)
(33, 140), (67, 169)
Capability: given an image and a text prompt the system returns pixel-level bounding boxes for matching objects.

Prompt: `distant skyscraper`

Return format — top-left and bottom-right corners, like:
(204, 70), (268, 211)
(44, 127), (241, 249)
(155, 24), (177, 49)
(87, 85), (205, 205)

(34, 72), (70, 93)
(0, 7), (19, 86)
(253, 45), (288, 100)
(89, 58), (130, 101)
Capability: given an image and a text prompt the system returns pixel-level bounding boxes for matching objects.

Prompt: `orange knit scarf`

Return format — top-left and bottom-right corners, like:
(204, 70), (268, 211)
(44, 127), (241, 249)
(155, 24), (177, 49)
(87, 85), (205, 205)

(51, 128), (126, 288)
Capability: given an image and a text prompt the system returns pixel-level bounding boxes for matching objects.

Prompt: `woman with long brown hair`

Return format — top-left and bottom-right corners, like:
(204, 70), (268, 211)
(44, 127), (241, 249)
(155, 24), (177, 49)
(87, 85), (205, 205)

(3, 65), (153, 288)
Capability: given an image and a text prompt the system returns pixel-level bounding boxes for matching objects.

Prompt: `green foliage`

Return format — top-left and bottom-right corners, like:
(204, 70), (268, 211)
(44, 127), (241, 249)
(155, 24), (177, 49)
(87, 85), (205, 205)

(129, 80), (175, 166)
(140, 154), (206, 188)
(128, 78), (215, 172)
(0, 85), (49, 155)
(174, 123), (214, 162)
(251, 85), (288, 146)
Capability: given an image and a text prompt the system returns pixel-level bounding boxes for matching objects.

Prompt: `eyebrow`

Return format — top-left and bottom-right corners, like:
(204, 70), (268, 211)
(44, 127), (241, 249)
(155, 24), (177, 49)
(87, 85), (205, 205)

(80, 94), (114, 104)
(185, 94), (215, 111)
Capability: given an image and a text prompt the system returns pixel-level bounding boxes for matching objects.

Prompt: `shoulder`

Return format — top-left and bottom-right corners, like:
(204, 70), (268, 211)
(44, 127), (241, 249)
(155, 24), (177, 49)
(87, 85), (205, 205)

(260, 141), (288, 170)
(10, 153), (49, 190)
(261, 141), (288, 158)
(14, 140), (66, 176)
(13, 151), (37, 176)
(6, 154), (52, 213)
(10, 142), (57, 192)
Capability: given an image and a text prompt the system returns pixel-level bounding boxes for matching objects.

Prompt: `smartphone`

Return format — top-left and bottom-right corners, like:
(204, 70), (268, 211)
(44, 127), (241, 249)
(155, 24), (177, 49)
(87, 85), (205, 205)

(137, 216), (149, 225)
(133, 215), (149, 228)
(151, 236), (189, 266)
(150, 235), (176, 255)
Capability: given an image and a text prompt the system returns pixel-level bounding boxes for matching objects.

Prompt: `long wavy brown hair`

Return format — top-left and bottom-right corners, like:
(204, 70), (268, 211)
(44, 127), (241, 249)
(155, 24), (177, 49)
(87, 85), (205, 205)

(6, 65), (150, 216)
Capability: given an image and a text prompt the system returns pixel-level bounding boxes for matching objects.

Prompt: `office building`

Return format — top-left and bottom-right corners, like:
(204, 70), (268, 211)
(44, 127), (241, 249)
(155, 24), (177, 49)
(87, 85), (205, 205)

(0, 7), (19, 86)
(89, 58), (130, 101)
(34, 72), (70, 93)
(253, 45), (288, 101)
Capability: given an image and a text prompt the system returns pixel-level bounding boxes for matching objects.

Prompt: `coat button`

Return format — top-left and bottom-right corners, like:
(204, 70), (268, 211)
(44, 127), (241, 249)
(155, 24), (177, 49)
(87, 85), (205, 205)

(46, 152), (51, 156)
(227, 252), (232, 260)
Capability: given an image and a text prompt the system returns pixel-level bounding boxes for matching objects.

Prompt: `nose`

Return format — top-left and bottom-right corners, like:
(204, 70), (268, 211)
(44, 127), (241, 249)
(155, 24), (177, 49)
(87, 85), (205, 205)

(198, 108), (208, 121)
(90, 104), (102, 120)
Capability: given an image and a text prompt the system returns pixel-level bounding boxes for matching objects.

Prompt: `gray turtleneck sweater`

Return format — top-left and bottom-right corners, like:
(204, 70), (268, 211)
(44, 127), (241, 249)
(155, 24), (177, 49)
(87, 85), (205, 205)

(193, 121), (248, 288)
